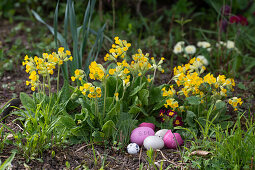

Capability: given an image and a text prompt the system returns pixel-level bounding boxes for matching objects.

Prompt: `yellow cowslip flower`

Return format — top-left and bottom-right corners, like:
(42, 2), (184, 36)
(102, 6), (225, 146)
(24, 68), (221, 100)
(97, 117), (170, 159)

(123, 68), (130, 74)
(66, 50), (71, 55)
(71, 76), (76, 81)
(89, 61), (105, 81)
(89, 86), (95, 93)
(228, 97), (242, 111)
(109, 69), (115, 75)
(58, 47), (64, 53)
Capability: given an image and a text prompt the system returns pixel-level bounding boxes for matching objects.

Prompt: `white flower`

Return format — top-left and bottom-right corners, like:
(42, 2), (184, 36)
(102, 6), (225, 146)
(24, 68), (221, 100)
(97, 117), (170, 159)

(176, 41), (185, 46)
(173, 44), (183, 54)
(197, 55), (209, 66)
(185, 45), (196, 54)
(216, 41), (226, 47)
(197, 41), (211, 49)
(226, 40), (235, 49)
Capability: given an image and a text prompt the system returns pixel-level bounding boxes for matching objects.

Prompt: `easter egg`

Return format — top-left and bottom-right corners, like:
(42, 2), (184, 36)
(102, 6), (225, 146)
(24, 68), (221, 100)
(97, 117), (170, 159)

(155, 129), (168, 139)
(138, 122), (155, 130)
(127, 143), (140, 154)
(130, 127), (155, 146)
(163, 130), (183, 149)
(143, 136), (164, 150)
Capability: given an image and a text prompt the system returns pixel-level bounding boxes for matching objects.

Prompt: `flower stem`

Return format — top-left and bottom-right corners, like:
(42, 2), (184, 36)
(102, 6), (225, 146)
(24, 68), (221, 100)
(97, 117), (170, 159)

(103, 80), (107, 119)
(57, 65), (60, 94)
(48, 74), (51, 97)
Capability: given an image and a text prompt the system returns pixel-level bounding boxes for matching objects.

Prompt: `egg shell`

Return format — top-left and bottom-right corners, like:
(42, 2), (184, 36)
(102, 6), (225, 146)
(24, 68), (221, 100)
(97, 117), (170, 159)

(127, 143), (140, 154)
(163, 130), (183, 149)
(138, 122), (155, 130)
(143, 136), (164, 150)
(155, 129), (168, 139)
(130, 127), (155, 146)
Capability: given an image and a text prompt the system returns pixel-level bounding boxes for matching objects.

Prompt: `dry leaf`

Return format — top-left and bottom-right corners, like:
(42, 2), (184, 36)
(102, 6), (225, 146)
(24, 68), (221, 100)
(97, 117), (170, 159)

(189, 150), (212, 157)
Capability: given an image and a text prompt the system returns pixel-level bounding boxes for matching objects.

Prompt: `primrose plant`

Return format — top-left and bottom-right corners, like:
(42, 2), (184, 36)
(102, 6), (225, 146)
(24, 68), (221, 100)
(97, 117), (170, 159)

(161, 57), (242, 133)
(60, 37), (166, 143)
(13, 48), (74, 159)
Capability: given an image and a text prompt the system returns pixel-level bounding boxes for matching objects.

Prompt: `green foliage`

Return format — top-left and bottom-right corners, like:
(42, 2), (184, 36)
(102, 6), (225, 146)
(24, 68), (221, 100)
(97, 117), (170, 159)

(12, 82), (74, 160)
(0, 151), (16, 169)
(32, 0), (105, 81)
(182, 112), (255, 169)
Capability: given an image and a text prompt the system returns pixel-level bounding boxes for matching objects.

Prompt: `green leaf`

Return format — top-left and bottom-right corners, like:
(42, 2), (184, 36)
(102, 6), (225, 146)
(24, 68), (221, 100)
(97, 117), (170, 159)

(0, 152), (16, 169)
(59, 80), (71, 102)
(138, 89), (149, 105)
(105, 97), (114, 112)
(185, 110), (196, 127)
(149, 85), (164, 104)
(215, 100), (226, 110)
(186, 96), (200, 105)
(54, 0), (59, 49)
(237, 82), (247, 90)
(20, 92), (36, 111)
(70, 126), (89, 137)
(130, 82), (146, 96)
(105, 101), (120, 121)
(152, 100), (165, 111)
(102, 120), (116, 137)
(59, 115), (76, 129)
(74, 108), (88, 122)
(128, 105), (148, 116)
(92, 131), (104, 143)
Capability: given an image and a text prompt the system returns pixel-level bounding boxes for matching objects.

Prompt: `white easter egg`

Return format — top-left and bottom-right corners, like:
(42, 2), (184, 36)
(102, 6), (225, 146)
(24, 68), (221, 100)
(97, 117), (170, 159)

(155, 129), (168, 139)
(143, 136), (164, 150)
(127, 143), (140, 154)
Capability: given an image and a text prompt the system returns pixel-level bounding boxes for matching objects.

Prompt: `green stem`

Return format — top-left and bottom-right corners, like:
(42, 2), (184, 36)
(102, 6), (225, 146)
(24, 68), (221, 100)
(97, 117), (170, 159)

(48, 74), (51, 97)
(57, 65), (60, 94)
(43, 76), (46, 94)
(103, 80), (107, 119)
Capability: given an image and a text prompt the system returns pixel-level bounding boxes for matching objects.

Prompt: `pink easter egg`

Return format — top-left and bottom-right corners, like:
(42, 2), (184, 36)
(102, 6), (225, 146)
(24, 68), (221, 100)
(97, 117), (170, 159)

(163, 130), (183, 149)
(130, 127), (155, 146)
(138, 122), (155, 130)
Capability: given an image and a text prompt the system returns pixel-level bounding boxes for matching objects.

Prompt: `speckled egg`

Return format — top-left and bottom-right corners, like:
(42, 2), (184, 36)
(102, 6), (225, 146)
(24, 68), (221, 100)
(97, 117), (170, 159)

(127, 143), (140, 154)
(163, 130), (183, 149)
(155, 129), (168, 139)
(138, 122), (155, 130)
(143, 136), (164, 150)
(130, 127), (155, 146)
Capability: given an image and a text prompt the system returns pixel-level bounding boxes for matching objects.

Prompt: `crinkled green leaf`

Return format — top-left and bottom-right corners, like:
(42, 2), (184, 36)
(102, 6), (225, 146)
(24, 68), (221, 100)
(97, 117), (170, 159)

(138, 89), (149, 105)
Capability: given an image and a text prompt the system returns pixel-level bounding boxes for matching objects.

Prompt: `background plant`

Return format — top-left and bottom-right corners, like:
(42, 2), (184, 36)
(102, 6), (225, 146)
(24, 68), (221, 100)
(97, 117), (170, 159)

(181, 112), (255, 169)
(32, 0), (105, 81)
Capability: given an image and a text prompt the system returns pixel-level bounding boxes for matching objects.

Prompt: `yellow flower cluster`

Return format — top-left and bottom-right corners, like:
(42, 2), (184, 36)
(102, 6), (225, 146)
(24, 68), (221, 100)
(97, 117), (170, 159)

(80, 83), (102, 98)
(163, 57), (239, 111)
(71, 69), (102, 99)
(162, 86), (179, 110)
(23, 47), (72, 91)
(228, 97), (242, 111)
(129, 49), (153, 77)
(71, 69), (85, 81)
(89, 61), (105, 81)
(104, 37), (131, 61)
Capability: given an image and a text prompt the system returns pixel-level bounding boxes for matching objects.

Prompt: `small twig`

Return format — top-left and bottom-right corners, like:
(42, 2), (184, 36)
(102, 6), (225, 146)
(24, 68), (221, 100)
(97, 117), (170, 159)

(251, 157), (254, 170)
(138, 146), (143, 166)
(156, 149), (178, 166)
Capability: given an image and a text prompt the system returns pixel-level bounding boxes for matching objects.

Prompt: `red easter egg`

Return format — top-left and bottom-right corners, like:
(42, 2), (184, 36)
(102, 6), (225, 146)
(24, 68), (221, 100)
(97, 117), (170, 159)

(138, 122), (155, 130)
(163, 130), (183, 149)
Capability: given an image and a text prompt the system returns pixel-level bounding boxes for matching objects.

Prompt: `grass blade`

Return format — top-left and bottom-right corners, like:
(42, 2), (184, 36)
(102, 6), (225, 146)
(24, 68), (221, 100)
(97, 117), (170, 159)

(54, 0), (59, 49)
